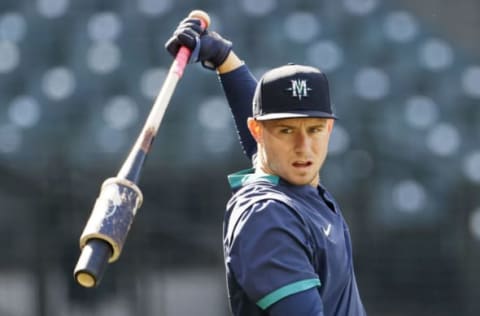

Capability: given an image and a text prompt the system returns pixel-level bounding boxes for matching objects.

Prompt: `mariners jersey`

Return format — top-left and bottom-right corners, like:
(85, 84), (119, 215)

(223, 169), (366, 316)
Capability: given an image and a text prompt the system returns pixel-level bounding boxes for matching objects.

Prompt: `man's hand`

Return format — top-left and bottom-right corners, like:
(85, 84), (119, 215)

(165, 17), (233, 70)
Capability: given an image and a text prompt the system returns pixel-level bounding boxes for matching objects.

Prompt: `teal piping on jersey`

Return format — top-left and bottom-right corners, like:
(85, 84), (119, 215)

(256, 278), (321, 310)
(228, 168), (279, 189)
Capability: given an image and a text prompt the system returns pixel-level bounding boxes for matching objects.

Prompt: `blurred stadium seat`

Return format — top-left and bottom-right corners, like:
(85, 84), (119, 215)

(0, 0), (479, 315)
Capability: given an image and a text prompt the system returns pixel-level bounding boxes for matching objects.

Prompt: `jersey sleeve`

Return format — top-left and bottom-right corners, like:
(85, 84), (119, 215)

(268, 287), (324, 316)
(218, 64), (257, 161)
(227, 199), (322, 310)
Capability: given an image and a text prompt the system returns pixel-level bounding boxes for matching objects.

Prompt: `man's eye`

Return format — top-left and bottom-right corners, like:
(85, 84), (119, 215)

(310, 127), (324, 133)
(280, 128), (293, 134)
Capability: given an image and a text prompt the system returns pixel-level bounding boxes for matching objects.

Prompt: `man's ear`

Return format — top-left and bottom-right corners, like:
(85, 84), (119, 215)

(247, 118), (262, 143)
(327, 119), (334, 133)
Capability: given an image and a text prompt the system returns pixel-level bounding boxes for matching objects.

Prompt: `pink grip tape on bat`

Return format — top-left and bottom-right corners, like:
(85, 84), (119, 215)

(174, 10), (211, 77)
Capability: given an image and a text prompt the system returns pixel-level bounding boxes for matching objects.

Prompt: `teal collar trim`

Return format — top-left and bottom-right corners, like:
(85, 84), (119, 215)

(256, 278), (321, 310)
(227, 168), (280, 189)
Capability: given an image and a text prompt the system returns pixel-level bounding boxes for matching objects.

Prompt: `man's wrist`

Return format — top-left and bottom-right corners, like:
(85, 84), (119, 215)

(216, 51), (244, 74)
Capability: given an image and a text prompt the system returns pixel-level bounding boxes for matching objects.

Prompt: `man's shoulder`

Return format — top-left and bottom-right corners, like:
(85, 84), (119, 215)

(228, 178), (293, 209)
(224, 181), (306, 252)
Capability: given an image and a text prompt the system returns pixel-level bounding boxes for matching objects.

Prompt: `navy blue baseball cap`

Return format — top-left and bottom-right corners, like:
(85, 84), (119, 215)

(252, 64), (337, 121)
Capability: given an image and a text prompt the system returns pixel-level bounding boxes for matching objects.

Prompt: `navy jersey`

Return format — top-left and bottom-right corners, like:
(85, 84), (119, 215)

(223, 169), (366, 316)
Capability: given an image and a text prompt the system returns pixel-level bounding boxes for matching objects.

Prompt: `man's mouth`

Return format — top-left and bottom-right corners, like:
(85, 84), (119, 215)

(292, 161), (313, 168)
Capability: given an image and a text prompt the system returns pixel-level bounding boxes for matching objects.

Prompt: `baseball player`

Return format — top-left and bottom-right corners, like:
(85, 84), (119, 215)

(166, 17), (367, 316)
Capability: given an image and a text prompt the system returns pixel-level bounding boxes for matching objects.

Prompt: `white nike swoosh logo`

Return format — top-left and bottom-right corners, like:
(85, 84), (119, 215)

(322, 224), (332, 237)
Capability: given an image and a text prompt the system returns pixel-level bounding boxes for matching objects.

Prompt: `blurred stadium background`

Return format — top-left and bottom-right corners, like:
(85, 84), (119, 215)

(0, 0), (479, 315)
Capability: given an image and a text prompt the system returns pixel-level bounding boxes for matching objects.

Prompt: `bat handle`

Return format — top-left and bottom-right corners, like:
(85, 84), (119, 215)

(173, 10), (210, 77)
(74, 239), (112, 288)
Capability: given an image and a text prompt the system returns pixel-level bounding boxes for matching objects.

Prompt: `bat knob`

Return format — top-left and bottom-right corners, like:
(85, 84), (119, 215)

(188, 10), (210, 29)
(74, 239), (112, 288)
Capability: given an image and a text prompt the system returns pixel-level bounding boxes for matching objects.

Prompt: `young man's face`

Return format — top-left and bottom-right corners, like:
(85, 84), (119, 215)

(249, 117), (334, 187)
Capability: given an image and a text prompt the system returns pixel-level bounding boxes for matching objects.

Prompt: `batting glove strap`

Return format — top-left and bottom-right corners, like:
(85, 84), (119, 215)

(189, 37), (201, 64)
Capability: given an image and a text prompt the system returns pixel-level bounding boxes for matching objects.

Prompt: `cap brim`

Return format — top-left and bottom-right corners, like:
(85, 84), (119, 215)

(254, 111), (337, 121)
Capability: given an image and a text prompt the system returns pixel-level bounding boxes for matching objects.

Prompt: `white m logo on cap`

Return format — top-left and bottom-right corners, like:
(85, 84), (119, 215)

(287, 79), (312, 100)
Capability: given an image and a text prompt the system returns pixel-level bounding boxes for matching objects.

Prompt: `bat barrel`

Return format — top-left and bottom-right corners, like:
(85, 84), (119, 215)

(74, 239), (112, 287)
(74, 177), (143, 287)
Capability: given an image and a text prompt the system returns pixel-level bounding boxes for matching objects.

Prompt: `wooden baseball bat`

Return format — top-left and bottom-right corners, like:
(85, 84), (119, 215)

(73, 10), (211, 288)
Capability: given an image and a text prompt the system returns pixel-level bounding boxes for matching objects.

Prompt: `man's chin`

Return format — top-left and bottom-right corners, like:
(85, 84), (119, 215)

(283, 173), (318, 187)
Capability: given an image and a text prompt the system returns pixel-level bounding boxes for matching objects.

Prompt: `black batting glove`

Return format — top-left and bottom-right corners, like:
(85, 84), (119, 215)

(197, 30), (232, 70)
(165, 18), (232, 70)
(165, 18), (202, 59)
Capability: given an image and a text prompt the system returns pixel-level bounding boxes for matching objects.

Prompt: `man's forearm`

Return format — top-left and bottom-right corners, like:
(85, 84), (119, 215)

(217, 52), (257, 160)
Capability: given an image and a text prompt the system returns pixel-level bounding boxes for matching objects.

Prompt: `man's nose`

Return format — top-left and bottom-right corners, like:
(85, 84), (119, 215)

(294, 130), (309, 151)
